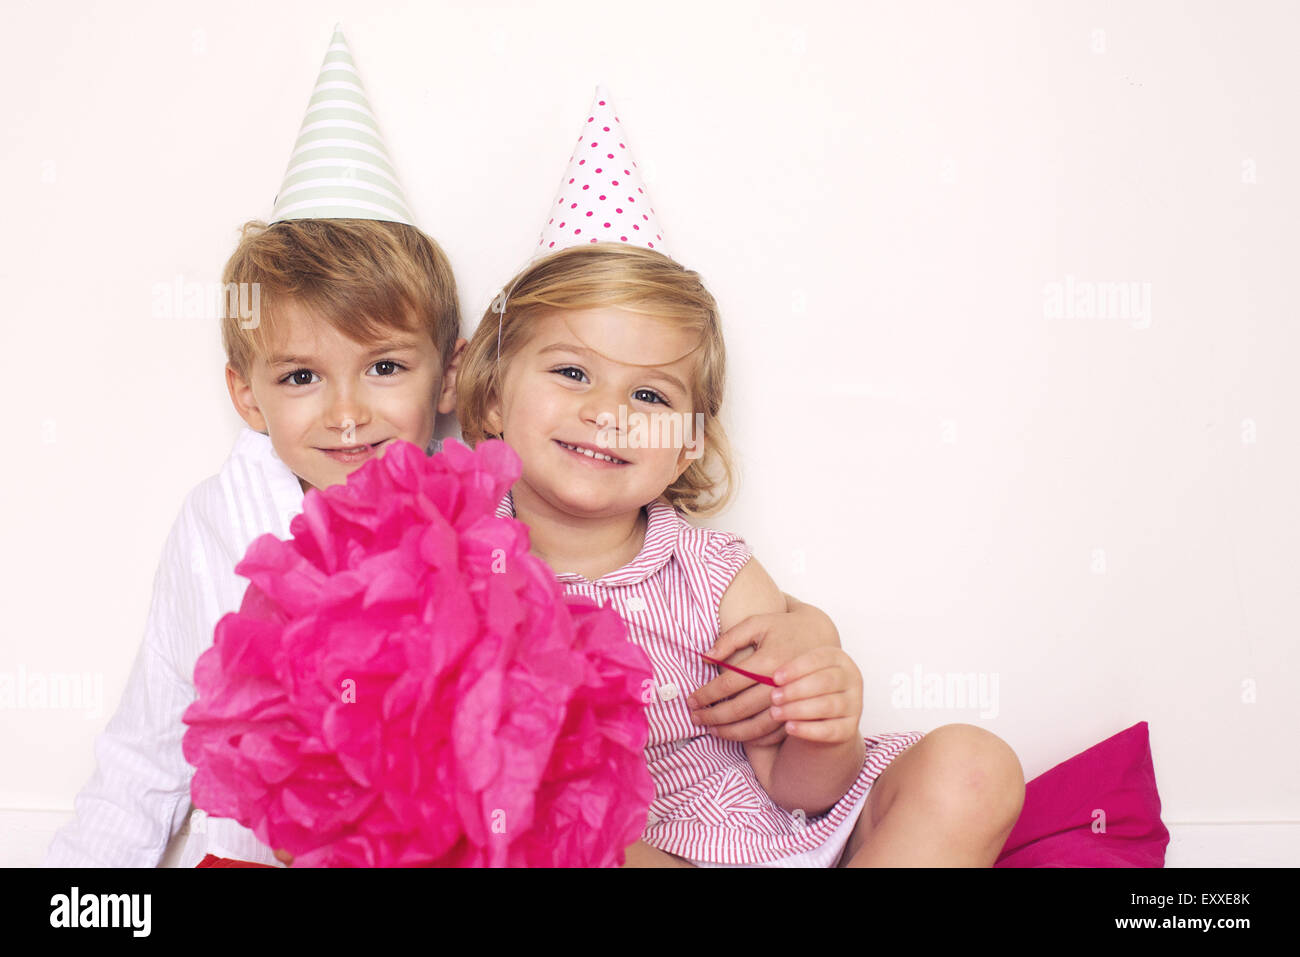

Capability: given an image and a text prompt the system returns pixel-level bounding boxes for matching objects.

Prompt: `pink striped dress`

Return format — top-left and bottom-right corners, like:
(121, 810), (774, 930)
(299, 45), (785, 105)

(495, 489), (925, 866)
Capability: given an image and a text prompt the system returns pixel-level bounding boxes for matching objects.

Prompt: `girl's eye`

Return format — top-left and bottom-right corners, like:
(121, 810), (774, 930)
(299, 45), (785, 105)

(281, 369), (320, 387)
(633, 388), (668, 406)
(370, 360), (404, 376)
(553, 366), (588, 383)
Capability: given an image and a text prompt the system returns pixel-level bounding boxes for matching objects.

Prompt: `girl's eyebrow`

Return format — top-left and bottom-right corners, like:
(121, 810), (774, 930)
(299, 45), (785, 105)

(537, 342), (688, 395)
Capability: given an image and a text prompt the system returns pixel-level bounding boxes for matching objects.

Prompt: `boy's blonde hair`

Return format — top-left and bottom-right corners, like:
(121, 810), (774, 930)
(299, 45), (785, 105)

(220, 219), (461, 379)
(456, 244), (737, 517)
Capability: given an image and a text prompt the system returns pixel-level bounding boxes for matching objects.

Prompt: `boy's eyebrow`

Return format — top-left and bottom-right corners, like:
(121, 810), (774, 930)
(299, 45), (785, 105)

(268, 338), (422, 367)
(537, 342), (689, 395)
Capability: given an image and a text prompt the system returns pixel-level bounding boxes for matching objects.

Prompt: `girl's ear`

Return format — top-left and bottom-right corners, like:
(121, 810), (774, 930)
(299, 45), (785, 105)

(484, 391), (503, 438)
(674, 425), (706, 482)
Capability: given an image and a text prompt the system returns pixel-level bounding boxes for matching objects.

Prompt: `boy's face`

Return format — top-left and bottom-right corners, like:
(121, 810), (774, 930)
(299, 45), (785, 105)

(485, 307), (701, 520)
(226, 297), (466, 493)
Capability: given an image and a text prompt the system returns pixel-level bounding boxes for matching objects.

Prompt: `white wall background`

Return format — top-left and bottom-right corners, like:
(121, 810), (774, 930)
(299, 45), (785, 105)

(2, 0), (1296, 865)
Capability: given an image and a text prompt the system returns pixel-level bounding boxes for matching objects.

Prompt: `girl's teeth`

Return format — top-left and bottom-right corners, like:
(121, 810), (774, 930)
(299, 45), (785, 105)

(561, 441), (622, 464)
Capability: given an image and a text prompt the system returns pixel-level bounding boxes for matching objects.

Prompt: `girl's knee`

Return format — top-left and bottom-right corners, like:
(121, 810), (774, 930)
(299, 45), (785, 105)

(916, 723), (1025, 829)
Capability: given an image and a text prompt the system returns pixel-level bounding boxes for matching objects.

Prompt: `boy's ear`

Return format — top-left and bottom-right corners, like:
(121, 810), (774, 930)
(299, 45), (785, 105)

(436, 337), (469, 415)
(225, 362), (269, 433)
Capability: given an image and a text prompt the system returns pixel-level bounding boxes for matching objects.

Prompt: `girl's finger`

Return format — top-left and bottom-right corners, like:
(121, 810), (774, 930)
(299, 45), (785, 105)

(772, 646), (847, 686)
(691, 682), (771, 727)
(706, 709), (785, 743)
(690, 643), (771, 710)
(771, 664), (849, 705)
(747, 726), (788, 747)
(688, 668), (756, 711)
(783, 716), (859, 744)
(705, 615), (770, 661)
(769, 691), (852, 723)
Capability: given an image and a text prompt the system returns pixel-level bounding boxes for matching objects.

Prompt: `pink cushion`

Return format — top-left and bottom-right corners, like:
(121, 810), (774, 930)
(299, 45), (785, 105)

(995, 720), (1169, 867)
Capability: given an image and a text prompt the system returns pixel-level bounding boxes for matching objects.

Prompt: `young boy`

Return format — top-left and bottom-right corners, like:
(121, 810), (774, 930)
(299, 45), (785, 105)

(44, 28), (467, 868)
(44, 214), (467, 867)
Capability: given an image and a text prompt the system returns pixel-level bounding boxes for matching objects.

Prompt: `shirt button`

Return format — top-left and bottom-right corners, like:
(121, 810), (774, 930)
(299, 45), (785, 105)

(657, 682), (679, 702)
(624, 596), (647, 612)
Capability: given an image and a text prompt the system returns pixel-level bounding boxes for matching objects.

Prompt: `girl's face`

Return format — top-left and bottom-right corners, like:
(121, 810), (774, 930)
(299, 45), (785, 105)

(487, 307), (702, 519)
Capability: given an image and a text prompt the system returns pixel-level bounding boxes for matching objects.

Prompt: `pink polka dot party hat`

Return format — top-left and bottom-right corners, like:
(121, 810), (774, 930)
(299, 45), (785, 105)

(534, 85), (668, 259)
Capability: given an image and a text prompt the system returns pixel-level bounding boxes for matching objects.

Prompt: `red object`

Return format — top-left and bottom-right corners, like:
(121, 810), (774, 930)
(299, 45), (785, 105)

(196, 854), (275, 868)
(995, 721), (1170, 867)
(696, 650), (777, 686)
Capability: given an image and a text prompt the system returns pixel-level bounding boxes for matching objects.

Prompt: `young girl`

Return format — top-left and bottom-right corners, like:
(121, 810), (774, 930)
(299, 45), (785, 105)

(455, 243), (1027, 867)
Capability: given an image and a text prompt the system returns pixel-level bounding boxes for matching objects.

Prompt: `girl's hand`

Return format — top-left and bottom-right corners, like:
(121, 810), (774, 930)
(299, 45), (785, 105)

(770, 646), (864, 745)
(688, 594), (841, 743)
(273, 848), (293, 867)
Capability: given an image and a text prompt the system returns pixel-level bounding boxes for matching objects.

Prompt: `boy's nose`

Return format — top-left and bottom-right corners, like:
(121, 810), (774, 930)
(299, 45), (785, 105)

(324, 386), (370, 434)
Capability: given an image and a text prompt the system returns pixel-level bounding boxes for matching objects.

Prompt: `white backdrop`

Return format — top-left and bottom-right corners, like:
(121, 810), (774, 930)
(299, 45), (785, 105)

(2, 0), (1296, 864)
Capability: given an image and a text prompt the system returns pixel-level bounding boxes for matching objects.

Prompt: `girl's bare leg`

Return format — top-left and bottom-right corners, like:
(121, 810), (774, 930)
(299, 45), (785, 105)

(622, 840), (698, 867)
(839, 723), (1025, 867)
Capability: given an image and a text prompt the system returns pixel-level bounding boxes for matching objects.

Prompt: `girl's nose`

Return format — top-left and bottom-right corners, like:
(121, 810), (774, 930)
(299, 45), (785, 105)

(578, 384), (623, 430)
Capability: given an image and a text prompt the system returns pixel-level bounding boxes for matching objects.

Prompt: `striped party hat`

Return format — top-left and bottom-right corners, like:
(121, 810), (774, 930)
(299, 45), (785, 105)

(534, 85), (667, 259)
(269, 25), (416, 226)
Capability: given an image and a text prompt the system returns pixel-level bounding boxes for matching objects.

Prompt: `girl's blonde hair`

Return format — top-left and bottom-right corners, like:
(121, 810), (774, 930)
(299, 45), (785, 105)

(220, 218), (461, 380)
(456, 244), (737, 517)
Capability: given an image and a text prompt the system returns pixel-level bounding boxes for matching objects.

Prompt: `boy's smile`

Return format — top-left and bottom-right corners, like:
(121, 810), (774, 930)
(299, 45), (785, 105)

(225, 298), (464, 492)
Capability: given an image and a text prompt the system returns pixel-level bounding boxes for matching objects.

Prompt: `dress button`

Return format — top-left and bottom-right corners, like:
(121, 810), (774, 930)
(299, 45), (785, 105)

(624, 596), (647, 612)
(657, 682), (679, 702)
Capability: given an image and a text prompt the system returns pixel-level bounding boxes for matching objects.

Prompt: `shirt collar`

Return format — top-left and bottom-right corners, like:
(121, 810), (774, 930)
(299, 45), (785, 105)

(235, 429), (446, 520)
(236, 427), (305, 528)
(494, 488), (678, 587)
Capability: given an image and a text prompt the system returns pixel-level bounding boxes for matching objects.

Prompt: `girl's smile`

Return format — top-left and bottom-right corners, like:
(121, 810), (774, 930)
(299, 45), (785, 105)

(554, 438), (630, 466)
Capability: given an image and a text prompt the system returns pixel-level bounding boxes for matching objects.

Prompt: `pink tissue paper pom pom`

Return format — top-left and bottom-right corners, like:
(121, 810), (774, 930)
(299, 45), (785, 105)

(181, 438), (656, 867)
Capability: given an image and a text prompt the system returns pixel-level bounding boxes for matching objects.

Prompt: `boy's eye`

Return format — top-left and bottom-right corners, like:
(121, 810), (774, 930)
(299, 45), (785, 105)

(279, 361), (405, 387)
(281, 369), (320, 386)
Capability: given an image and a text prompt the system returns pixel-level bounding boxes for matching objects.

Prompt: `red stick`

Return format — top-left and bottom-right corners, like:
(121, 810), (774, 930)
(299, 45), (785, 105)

(695, 650), (778, 687)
